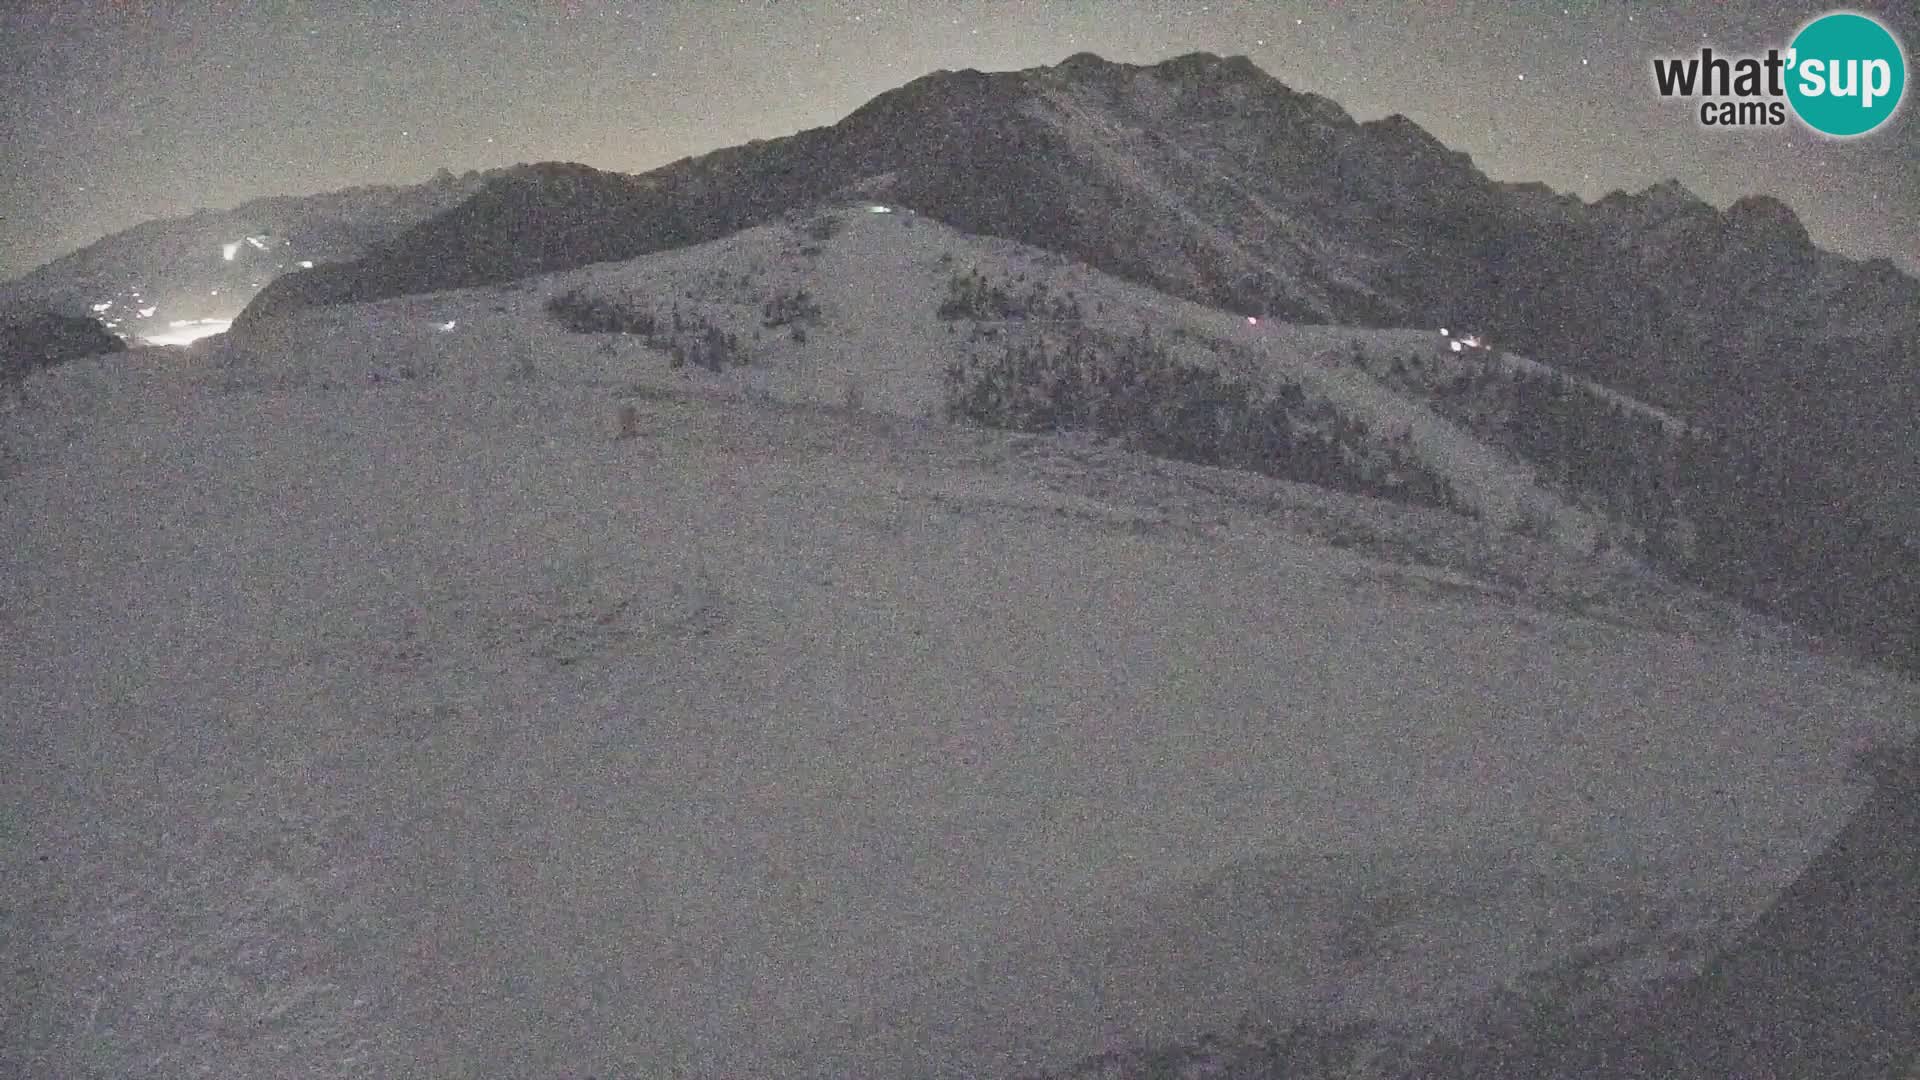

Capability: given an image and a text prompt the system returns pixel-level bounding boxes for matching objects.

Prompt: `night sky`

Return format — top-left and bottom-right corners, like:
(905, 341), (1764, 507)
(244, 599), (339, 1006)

(3, 0), (1916, 280)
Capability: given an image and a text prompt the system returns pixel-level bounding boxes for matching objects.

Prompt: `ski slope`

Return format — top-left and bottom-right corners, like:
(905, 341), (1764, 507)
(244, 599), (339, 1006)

(4, 212), (1916, 1078)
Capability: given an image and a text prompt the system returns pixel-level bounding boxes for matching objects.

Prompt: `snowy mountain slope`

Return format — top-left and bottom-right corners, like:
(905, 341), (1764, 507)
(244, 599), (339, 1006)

(505, 205), (1638, 546)
(217, 201), (1788, 571)
(4, 310), (1915, 1078)
(220, 200), (1920, 667)
(221, 50), (1918, 550)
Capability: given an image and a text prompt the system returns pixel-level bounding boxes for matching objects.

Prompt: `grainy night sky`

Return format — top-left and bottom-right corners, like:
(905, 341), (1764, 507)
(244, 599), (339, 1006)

(2, 0), (1915, 280)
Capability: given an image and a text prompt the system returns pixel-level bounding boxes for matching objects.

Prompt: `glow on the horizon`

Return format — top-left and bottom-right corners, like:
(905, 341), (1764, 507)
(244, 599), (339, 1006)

(141, 318), (231, 346)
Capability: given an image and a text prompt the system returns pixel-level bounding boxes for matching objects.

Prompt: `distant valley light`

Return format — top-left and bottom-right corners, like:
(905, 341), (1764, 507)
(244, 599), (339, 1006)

(141, 318), (231, 346)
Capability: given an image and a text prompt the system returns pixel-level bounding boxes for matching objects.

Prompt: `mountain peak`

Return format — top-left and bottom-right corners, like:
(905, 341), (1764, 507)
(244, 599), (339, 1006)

(1640, 179), (1707, 209)
(1153, 50), (1262, 80)
(1360, 113), (1476, 175)
(1725, 193), (1812, 250)
(1058, 51), (1113, 71)
(1594, 179), (1715, 223)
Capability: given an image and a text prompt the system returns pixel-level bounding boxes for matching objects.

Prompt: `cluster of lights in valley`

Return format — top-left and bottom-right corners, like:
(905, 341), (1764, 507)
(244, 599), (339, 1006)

(85, 235), (318, 347)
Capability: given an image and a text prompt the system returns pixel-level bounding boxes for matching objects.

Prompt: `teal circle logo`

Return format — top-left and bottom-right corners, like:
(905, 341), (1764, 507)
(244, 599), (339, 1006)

(1786, 11), (1906, 137)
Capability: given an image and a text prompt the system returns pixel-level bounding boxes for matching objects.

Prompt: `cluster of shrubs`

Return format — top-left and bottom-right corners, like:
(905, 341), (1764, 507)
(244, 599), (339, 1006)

(936, 268), (1085, 323)
(545, 288), (745, 372)
(943, 326), (1467, 513)
(663, 318), (745, 372)
(761, 288), (823, 341)
(1353, 342), (1691, 551)
(546, 288), (655, 336)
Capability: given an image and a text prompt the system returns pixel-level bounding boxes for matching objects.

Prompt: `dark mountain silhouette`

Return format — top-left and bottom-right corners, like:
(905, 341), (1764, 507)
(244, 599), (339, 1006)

(239, 53), (1920, 343)
(228, 51), (1920, 672)
(1588, 757), (1919, 1078)
(1400, 741), (1920, 1079)
(237, 53), (1918, 529)
(1, 310), (124, 383)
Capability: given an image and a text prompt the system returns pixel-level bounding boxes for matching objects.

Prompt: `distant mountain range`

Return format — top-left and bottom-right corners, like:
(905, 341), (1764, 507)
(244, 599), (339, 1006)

(8, 50), (1918, 669)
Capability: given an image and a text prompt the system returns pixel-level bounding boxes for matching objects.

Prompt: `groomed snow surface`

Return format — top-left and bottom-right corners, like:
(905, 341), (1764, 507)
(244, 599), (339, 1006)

(4, 210), (1916, 1078)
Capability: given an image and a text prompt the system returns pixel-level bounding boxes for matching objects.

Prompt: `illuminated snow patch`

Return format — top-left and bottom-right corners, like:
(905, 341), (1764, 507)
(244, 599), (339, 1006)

(222, 242), (240, 261)
(437, 320), (457, 331)
(298, 260), (314, 268)
(91, 300), (113, 313)
(142, 318), (231, 346)
(138, 305), (157, 318)
(1247, 316), (1259, 325)
(867, 204), (892, 213)
(245, 235), (271, 251)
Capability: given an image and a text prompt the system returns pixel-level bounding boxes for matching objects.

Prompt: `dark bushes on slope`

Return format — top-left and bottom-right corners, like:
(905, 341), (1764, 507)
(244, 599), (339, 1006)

(1375, 348), (1691, 548)
(545, 287), (743, 373)
(942, 326), (1467, 513)
(545, 287), (657, 337)
(937, 268), (1086, 323)
(761, 288), (823, 328)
